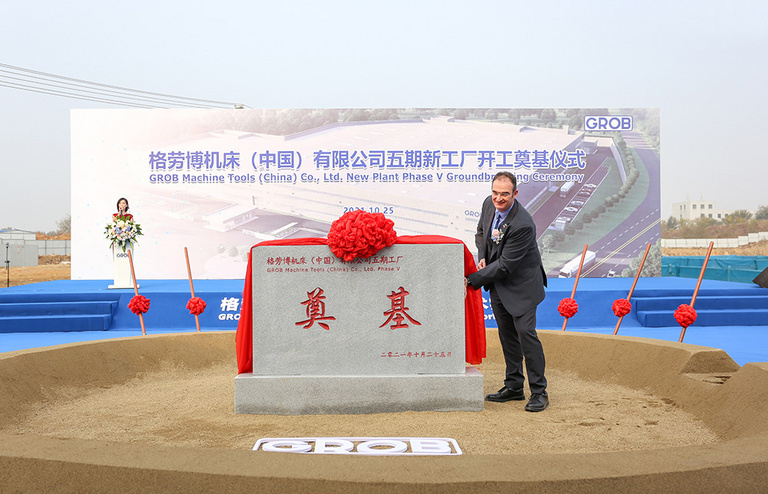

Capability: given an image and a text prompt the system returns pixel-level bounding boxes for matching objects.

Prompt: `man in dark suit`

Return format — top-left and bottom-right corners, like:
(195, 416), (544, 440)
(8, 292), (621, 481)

(466, 171), (549, 412)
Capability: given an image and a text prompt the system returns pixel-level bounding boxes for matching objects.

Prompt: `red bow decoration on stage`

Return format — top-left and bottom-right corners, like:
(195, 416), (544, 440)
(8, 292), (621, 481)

(186, 297), (207, 316)
(557, 297), (579, 318)
(674, 304), (697, 328)
(327, 210), (397, 261)
(128, 295), (150, 315)
(612, 298), (632, 317)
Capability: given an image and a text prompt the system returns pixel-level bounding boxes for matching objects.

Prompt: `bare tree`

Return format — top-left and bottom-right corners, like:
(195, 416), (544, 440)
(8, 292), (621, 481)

(56, 215), (71, 234)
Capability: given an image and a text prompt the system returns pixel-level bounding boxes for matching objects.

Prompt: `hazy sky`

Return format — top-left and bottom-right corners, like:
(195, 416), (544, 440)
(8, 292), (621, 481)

(2, 0), (767, 232)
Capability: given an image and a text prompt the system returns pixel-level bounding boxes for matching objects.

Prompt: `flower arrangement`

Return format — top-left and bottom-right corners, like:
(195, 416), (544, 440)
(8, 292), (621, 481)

(327, 210), (397, 261)
(105, 214), (143, 252)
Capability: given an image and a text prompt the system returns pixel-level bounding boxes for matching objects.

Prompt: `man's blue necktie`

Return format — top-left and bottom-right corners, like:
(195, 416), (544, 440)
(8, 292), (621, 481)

(494, 213), (502, 229)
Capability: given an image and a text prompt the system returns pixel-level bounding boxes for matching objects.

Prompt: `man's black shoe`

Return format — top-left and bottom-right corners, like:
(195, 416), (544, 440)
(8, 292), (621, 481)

(485, 387), (525, 402)
(525, 392), (549, 412)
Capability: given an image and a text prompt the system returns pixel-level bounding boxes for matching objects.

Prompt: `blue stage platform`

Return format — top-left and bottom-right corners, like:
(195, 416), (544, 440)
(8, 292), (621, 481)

(1, 277), (766, 366)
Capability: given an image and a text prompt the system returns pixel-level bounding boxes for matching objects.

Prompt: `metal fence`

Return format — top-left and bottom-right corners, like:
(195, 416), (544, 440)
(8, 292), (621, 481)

(662, 255), (768, 283)
(661, 232), (768, 249)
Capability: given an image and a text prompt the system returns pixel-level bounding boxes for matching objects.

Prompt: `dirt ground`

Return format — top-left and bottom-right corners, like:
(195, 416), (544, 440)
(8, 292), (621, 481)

(3, 339), (720, 455)
(3, 255), (71, 287)
(662, 240), (768, 256)
(6, 363), (720, 456)
(2, 335), (766, 493)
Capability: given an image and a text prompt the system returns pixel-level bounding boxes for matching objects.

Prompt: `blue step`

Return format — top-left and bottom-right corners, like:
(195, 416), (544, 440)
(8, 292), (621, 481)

(634, 295), (768, 312)
(0, 314), (113, 332)
(637, 308), (768, 327)
(0, 298), (119, 333)
(0, 301), (118, 317)
(633, 294), (768, 327)
(0, 293), (121, 304)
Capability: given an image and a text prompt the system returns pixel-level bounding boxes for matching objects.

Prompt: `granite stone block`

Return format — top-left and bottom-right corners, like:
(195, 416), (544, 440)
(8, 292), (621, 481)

(250, 244), (466, 376)
(236, 241), (484, 414)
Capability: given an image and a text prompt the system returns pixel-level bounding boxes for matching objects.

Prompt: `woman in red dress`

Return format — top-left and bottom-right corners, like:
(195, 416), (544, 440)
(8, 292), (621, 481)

(113, 197), (133, 220)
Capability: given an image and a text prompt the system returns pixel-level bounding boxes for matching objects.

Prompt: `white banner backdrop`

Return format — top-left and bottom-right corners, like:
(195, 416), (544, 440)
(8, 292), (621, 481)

(71, 108), (660, 280)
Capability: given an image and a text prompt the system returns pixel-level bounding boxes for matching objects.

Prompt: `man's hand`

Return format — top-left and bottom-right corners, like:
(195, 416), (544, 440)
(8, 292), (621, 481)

(477, 258), (486, 269)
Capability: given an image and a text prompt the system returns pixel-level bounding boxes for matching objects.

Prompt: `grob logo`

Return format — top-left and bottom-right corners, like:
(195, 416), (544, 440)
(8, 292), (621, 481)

(584, 115), (633, 131)
(254, 437), (462, 455)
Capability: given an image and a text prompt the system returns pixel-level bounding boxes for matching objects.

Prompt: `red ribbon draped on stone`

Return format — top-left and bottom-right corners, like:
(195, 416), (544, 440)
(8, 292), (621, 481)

(186, 297), (207, 316)
(327, 210), (397, 261)
(128, 295), (150, 315)
(612, 298), (632, 317)
(674, 304), (697, 328)
(557, 297), (579, 318)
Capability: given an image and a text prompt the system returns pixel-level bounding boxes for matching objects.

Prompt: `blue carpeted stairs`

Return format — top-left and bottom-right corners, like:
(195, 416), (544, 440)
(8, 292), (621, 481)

(0, 293), (121, 333)
(633, 294), (768, 327)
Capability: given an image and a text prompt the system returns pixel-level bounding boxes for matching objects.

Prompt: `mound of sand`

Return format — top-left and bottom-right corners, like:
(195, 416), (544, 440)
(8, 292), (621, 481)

(2, 330), (767, 493)
(5, 352), (717, 455)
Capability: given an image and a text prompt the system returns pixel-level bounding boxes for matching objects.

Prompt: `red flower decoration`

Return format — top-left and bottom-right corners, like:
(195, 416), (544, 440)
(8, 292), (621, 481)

(674, 304), (697, 328)
(558, 297), (579, 318)
(612, 298), (632, 317)
(327, 210), (397, 261)
(128, 295), (150, 315)
(186, 297), (207, 316)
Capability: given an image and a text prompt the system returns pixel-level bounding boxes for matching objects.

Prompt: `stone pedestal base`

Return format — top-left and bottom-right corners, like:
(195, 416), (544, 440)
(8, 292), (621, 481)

(235, 366), (484, 415)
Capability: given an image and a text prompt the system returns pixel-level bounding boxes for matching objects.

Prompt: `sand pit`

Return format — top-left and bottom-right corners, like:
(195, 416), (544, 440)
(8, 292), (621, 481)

(2, 330), (768, 492)
(5, 356), (717, 455)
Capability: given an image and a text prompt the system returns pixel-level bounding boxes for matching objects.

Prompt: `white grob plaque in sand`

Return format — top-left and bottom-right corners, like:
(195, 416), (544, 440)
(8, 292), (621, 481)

(235, 242), (484, 414)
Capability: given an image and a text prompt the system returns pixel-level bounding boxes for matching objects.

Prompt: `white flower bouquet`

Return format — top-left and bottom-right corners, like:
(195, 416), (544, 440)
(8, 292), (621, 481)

(105, 214), (143, 252)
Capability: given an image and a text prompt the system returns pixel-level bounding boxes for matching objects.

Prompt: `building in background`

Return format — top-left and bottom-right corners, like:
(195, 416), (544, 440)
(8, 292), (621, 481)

(672, 200), (732, 221)
(0, 229), (71, 267)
